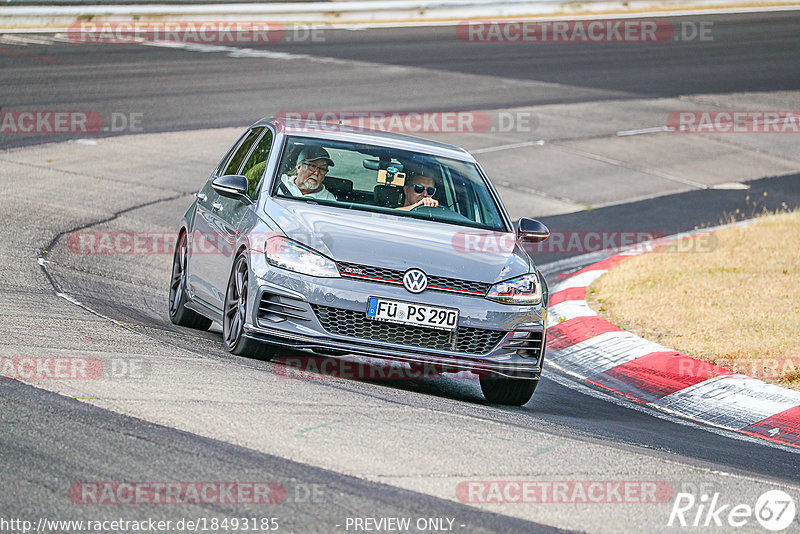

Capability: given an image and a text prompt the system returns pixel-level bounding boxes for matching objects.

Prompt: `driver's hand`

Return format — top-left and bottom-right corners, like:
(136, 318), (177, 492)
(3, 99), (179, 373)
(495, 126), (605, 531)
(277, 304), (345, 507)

(411, 197), (439, 209)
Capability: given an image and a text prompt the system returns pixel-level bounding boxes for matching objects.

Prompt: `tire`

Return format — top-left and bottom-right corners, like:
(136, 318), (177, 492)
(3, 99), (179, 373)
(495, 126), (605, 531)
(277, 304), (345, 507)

(169, 231), (213, 330)
(480, 376), (538, 406)
(223, 254), (278, 360)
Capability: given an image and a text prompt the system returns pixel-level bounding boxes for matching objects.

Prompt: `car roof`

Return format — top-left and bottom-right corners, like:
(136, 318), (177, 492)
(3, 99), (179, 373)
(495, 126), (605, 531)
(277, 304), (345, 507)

(252, 116), (477, 162)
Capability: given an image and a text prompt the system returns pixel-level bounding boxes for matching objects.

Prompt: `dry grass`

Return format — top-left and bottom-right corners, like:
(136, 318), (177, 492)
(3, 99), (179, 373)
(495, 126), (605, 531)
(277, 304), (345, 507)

(587, 210), (800, 390)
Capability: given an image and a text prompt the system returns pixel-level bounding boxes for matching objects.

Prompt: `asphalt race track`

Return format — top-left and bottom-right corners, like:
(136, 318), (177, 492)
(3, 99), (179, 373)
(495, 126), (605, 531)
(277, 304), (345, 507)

(2, 11), (799, 149)
(2, 10), (800, 534)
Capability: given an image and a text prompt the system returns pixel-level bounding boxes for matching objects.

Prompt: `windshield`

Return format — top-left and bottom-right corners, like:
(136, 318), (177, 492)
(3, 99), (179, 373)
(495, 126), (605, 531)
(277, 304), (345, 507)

(271, 135), (507, 231)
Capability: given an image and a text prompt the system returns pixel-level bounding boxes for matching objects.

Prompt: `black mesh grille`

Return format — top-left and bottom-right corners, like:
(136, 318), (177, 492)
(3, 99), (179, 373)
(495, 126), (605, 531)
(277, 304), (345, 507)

(311, 304), (505, 355)
(427, 274), (490, 294)
(339, 263), (399, 282)
(337, 262), (490, 296)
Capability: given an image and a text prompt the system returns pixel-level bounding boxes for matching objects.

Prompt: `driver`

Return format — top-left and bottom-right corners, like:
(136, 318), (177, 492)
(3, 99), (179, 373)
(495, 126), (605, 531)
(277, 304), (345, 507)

(397, 174), (439, 211)
(278, 146), (336, 201)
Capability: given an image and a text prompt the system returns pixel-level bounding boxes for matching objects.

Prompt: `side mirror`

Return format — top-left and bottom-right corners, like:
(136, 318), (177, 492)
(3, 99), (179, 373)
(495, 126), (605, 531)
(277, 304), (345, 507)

(212, 175), (251, 203)
(517, 217), (550, 243)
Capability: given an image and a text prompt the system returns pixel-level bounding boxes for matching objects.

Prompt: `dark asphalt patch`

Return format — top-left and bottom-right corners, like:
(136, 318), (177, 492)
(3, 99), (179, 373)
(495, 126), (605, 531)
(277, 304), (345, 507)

(534, 173), (800, 266)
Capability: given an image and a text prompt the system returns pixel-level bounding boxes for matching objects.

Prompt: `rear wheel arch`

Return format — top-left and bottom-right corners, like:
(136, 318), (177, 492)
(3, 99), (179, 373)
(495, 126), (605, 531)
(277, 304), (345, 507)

(168, 229), (212, 331)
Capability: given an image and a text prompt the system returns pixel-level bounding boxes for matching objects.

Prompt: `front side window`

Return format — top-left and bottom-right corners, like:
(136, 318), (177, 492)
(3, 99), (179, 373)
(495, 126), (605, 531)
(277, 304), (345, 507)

(240, 129), (274, 200)
(272, 136), (506, 231)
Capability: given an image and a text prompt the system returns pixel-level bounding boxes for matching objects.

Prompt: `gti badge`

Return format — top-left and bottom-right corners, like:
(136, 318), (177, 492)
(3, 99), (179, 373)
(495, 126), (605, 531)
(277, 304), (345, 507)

(403, 268), (428, 293)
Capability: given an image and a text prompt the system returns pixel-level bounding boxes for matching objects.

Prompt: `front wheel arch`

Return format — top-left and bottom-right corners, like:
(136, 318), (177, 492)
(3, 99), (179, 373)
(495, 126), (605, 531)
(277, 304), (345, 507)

(222, 252), (277, 360)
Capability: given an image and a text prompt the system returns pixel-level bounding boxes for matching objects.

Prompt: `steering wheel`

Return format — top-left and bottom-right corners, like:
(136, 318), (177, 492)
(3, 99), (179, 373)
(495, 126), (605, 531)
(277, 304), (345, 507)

(410, 204), (448, 213)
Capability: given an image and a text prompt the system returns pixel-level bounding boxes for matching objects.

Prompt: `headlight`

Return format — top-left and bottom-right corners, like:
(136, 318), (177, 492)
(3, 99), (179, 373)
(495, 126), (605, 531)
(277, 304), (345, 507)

(485, 273), (542, 305)
(265, 237), (340, 278)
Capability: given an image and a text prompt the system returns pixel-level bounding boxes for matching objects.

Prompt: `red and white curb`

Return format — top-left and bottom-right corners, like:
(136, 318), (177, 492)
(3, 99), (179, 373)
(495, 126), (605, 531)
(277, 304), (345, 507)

(544, 239), (800, 450)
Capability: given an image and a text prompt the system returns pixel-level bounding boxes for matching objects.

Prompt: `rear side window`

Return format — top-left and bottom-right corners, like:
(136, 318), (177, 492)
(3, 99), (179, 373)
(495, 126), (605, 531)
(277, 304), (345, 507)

(214, 131), (247, 176)
(240, 129), (274, 200)
(223, 127), (264, 176)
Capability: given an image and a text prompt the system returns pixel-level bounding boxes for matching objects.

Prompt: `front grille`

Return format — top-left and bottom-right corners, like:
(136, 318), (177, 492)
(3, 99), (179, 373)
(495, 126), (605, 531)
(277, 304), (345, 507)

(337, 262), (490, 296)
(311, 304), (505, 355)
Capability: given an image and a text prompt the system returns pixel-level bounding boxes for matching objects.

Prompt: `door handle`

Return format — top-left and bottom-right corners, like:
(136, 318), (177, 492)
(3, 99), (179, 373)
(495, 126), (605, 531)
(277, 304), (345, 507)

(212, 202), (223, 211)
(196, 192), (207, 202)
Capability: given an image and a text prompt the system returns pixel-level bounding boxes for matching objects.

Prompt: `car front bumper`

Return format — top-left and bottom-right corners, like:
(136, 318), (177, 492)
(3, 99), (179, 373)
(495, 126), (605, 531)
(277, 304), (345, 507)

(244, 253), (547, 379)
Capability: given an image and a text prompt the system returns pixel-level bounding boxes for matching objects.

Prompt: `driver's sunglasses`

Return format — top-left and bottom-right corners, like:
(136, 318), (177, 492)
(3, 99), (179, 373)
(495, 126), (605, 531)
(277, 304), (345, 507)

(302, 161), (329, 175)
(411, 184), (436, 196)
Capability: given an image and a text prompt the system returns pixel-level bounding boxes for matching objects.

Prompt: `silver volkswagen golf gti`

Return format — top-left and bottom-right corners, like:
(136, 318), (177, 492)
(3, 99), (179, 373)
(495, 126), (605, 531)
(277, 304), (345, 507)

(169, 117), (551, 405)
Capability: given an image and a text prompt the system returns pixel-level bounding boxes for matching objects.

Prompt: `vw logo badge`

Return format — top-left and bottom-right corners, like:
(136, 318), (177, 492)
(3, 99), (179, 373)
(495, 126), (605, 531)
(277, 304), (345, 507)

(403, 269), (428, 293)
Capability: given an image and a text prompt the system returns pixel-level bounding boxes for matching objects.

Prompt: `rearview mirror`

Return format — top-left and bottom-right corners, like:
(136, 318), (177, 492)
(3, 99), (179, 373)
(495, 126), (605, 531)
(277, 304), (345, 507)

(212, 175), (251, 203)
(517, 218), (550, 243)
(363, 159), (381, 170)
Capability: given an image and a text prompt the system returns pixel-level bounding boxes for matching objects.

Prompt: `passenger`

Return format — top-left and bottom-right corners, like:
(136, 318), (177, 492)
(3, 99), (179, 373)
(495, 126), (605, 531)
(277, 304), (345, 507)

(278, 146), (336, 201)
(397, 175), (439, 211)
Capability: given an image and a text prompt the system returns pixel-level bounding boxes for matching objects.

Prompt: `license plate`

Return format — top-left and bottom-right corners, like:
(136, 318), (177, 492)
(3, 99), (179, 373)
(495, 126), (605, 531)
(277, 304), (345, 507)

(366, 297), (459, 332)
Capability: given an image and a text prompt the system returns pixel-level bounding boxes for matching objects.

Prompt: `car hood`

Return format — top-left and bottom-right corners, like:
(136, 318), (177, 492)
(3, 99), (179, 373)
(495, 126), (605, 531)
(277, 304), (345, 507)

(267, 199), (532, 284)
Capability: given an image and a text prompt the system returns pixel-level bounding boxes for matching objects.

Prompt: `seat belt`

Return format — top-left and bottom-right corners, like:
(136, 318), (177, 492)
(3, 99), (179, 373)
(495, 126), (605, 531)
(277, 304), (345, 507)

(277, 180), (292, 196)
